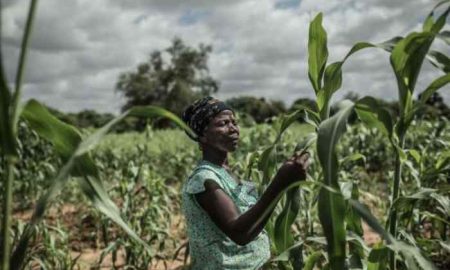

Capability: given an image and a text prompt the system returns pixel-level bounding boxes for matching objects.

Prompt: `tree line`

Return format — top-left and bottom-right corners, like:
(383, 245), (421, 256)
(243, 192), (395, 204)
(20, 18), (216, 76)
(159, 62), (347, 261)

(49, 38), (449, 132)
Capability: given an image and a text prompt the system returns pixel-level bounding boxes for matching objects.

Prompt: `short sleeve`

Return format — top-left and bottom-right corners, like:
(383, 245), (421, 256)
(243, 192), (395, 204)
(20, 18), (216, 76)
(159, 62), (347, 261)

(185, 169), (224, 194)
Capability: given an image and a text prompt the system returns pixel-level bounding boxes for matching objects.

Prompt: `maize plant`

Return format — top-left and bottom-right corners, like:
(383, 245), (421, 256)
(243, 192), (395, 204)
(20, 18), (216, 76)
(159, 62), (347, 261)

(0, 1), (194, 269)
(1, 0), (449, 269)
(251, 2), (450, 269)
(355, 1), (450, 269)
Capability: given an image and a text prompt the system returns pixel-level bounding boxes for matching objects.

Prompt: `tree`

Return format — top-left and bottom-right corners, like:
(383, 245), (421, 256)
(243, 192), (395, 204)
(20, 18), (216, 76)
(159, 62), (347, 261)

(418, 91), (450, 120)
(116, 38), (219, 128)
(226, 96), (286, 124)
(290, 97), (317, 112)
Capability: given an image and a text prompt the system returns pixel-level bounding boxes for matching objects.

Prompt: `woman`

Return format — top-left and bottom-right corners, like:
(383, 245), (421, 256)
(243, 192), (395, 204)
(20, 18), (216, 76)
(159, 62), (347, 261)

(181, 96), (310, 269)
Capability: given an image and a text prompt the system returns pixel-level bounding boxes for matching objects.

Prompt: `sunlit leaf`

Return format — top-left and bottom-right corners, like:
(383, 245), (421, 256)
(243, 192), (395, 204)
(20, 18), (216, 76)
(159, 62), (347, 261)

(431, 6), (450, 33)
(308, 13), (328, 93)
(390, 31), (435, 114)
(303, 251), (322, 270)
(407, 149), (421, 164)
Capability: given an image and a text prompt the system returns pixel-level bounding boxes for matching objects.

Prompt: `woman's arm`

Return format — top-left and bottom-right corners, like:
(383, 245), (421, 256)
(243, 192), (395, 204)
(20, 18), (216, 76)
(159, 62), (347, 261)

(195, 152), (309, 245)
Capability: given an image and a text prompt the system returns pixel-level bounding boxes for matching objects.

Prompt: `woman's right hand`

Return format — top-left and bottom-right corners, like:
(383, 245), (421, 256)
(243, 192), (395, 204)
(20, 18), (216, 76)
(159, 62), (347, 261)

(273, 150), (310, 189)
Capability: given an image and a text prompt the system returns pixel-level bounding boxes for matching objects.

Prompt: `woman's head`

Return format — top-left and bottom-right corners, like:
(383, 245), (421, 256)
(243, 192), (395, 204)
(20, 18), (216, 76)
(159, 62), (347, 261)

(183, 97), (240, 152)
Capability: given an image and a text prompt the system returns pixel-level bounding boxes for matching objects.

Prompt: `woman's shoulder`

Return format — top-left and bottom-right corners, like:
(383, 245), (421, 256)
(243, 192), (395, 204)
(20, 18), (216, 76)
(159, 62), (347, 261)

(183, 161), (226, 194)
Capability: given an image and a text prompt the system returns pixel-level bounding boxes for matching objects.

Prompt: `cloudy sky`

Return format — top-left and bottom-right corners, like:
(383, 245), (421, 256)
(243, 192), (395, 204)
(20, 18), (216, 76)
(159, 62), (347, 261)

(2, 0), (449, 114)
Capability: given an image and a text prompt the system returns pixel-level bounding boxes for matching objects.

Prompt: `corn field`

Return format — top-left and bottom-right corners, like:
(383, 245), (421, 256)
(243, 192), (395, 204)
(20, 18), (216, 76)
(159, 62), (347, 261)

(1, 0), (450, 269)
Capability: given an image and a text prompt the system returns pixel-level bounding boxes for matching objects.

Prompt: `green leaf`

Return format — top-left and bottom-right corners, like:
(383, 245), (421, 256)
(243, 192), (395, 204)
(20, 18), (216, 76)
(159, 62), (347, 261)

(322, 62), (343, 96)
(427, 50), (450, 73)
(355, 96), (394, 138)
(394, 144), (407, 163)
(418, 73), (450, 107)
(377, 36), (403, 52)
(319, 42), (380, 119)
(274, 188), (301, 252)
(430, 193), (450, 216)
(346, 183), (365, 268)
(435, 151), (450, 170)
(422, 0), (450, 32)
(272, 131), (319, 253)
(271, 241), (304, 262)
(317, 100), (354, 185)
(0, 69), (14, 155)
(303, 251), (322, 270)
(0, 47), (14, 155)
(349, 199), (438, 270)
(437, 30), (450, 45)
(291, 104), (320, 127)
(340, 153), (365, 166)
(316, 89), (328, 117)
(276, 109), (305, 142)
(439, 241), (450, 252)
(431, 6), (450, 33)
(349, 200), (394, 243)
(419, 211), (450, 225)
(391, 188), (438, 213)
(308, 13), (328, 93)
(316, 100), (354, 269)
(367, 244), (389, 270)
(294, 132), (317, 152)
(423, 12), (435, 32)
(407, 149), (421, 164)
(257, 145), (276, 186)
(423, 1), (450, 33)
(77, 175), (152, 251)
(390, 31), (435, 114)
(249, 181), (315, 236)
(14, 100), (194, 263)
(21, 100), (82, 158)
(345, 184), (364, 237)
(11, 0), (38, 136)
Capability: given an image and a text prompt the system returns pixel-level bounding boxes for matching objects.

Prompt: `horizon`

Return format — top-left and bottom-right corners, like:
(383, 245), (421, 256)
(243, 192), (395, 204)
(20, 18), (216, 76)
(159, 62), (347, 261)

(2, 0), (449, 114)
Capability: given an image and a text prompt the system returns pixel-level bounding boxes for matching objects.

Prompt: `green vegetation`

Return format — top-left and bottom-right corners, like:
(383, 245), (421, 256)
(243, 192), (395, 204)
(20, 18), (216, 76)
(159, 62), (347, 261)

(1, 1), (449, 270)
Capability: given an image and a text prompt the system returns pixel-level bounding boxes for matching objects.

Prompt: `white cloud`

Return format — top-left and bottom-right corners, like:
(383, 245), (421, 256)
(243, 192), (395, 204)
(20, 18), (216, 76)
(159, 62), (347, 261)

(1, 0), (449, 113)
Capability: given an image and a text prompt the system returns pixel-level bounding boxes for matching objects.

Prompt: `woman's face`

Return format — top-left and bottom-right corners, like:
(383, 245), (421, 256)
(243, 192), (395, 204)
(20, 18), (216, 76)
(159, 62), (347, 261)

(200, 110), (240, 153)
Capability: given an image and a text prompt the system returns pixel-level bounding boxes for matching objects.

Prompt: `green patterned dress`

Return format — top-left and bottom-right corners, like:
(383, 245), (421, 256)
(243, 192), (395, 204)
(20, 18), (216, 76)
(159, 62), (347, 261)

(181, 160), (271, 270)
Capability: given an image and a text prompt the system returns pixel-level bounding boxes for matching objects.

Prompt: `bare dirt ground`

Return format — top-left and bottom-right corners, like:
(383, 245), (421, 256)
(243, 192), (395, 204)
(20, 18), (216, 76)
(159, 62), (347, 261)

(362, 222), (381, 245)
(14, 203), (383, 270)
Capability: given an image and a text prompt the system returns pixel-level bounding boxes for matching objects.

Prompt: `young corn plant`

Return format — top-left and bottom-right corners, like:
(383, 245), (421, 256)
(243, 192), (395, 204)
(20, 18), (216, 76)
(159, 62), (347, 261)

(355, 2), (450, 269)
(306, 13), (376, 270)
(0, 1), (194, 269)
(302, 3), (450, 268)
(250, 10), (404, 269)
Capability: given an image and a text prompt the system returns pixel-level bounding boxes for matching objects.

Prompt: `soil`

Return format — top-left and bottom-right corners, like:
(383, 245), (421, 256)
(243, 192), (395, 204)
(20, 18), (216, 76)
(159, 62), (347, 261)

(13, 203), (383, 269)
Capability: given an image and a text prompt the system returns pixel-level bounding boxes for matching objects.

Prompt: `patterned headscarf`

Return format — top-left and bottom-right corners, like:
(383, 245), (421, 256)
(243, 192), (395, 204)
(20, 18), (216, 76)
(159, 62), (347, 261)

(182, 96), (234, 141)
